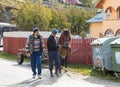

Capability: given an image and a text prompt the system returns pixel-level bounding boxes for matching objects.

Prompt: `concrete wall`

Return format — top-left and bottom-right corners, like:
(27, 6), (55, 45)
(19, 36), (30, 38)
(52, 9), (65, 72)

(90, 23), (103, 38)
(91, 0), (120, 38)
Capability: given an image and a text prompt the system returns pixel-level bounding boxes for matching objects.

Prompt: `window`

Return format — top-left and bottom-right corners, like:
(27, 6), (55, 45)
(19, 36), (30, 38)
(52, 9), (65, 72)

(117, 8), (120, 19)
(105, 30), (113, 37)
(106, 9), (110, 20)
(116, 30), (120, 37)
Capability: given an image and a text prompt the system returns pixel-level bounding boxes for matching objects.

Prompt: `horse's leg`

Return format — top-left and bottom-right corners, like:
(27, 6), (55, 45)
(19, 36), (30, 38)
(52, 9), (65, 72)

(64, 56), (68, 72)
(60, 57), (64, 66)
(59, 57), (63, 74)
(65, 56), (67, 68)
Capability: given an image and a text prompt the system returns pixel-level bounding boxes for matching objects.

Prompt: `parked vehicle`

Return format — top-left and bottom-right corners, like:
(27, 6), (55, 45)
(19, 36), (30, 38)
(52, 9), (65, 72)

(0, 22), (17, 46)
(0, 22), (17, 37)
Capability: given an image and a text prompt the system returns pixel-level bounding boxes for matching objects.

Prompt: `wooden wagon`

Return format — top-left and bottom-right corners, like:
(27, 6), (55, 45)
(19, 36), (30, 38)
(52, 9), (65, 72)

(17, 48), (48, 64)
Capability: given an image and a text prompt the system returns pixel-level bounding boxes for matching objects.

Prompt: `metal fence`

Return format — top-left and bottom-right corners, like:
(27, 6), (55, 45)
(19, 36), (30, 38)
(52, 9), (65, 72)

(3, 37), (95, 65)
(68, 38), (96, 65)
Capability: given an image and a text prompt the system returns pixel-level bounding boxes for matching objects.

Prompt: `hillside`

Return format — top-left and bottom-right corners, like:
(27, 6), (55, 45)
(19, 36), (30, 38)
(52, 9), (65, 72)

(0, 0), (24, 22)
(0, 0), (98, 23)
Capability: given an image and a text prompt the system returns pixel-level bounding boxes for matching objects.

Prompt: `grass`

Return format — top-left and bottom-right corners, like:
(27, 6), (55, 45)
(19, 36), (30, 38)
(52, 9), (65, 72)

(0, 52), (30, 62)
(68, 63), (92, 75)
(0, 52), (17, 60)
(0, 52), (120, 82)
(67, 63), (120, 82)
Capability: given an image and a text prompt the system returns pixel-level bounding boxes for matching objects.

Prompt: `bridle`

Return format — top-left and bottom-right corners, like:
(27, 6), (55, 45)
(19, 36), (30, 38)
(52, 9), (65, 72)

(59, 29), (71, 59)
(62, 29), (71, 47)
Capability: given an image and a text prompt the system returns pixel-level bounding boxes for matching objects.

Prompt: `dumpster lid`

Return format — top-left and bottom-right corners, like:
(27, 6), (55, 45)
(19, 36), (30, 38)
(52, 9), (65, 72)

(110, 38), (120, 44)
(91, 38), (113, 45)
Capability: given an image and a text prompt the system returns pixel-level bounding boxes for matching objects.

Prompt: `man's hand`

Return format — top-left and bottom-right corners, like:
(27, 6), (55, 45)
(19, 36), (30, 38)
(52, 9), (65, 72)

(26, 53), (30, 57)
(59, 44), (62, 48)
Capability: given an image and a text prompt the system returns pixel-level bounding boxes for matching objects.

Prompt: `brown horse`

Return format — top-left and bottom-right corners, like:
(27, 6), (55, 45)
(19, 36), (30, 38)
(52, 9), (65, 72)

(58, 28), (71, 71)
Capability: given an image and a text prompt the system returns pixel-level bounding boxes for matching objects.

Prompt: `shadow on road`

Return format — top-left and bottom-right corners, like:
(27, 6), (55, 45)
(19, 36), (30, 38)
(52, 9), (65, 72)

(7, 72), (63, 87)
(7, 63), (63, 87)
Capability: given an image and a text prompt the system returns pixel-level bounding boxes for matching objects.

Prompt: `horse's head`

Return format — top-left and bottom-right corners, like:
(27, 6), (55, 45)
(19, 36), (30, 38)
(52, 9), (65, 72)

(60, 28), (71, 46)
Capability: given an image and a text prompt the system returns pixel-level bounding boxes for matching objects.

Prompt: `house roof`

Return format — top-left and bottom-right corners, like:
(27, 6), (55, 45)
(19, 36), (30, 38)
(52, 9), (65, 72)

(86, 11), (103, 23)
(94, 0), (104, 8)
(68, 0), (83, 5)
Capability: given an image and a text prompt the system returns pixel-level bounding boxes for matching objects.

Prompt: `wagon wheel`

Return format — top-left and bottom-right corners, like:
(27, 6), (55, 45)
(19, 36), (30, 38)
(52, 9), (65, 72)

(17, 53), (24, 64)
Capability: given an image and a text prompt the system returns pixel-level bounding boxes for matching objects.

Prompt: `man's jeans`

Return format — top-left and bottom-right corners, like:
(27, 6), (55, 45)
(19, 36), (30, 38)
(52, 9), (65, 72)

(30, 52), (42, 75)
(48, 51), (60, 70)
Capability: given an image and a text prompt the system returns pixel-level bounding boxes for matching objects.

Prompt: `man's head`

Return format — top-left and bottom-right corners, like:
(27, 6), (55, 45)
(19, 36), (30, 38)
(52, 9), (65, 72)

(33, 28), (39, 36)
(51, 28), (57, 35)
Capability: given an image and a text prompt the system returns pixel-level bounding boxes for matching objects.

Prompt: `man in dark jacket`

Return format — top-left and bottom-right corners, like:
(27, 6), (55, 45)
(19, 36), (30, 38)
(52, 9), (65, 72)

(26, 28), (44, 79)
(47, 28), (60, 77)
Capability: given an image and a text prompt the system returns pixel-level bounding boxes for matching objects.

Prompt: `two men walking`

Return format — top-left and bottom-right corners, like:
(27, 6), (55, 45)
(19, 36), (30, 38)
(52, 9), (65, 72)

(26, 28), (61, 78)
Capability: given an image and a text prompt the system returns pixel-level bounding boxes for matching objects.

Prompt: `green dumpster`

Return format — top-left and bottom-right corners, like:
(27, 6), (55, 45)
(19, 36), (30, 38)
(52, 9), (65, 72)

(91, 37), (116, 75)
(111, 38), (120, 77)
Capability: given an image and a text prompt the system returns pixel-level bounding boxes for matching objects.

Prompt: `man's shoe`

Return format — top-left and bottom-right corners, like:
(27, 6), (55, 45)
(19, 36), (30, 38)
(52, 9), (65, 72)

(55, 72), (59, 76)
(37, 75), (42, 79)
(50, 73), (54, 77)
(33, 75), (36, 79)
(55, 68), (59, 76)
(59, 69), (62, 74)
(50, 70), (54, 77)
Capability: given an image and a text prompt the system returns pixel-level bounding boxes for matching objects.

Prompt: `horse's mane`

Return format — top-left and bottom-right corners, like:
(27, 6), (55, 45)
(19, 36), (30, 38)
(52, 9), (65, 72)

(59, 29), (71, 45)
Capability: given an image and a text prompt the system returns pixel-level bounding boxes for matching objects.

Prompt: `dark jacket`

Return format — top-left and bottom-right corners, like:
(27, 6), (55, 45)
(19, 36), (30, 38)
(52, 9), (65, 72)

(47, 35), (59, 51)
(26, 34), (44, 54)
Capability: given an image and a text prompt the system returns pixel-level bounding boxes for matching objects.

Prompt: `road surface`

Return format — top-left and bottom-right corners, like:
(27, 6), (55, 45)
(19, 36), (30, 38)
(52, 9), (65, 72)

(0, 58), (120, 87)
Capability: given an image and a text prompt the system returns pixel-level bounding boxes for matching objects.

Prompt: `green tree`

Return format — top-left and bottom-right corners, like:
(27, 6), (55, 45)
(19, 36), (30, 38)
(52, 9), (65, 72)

(12, 1), (95, 36)
(67, 7), (91, 35)
(49, 8), (71, 30)
(49, 8), (61, 30)
(13, 1), (52, 31)
(80, 0), (97, 7)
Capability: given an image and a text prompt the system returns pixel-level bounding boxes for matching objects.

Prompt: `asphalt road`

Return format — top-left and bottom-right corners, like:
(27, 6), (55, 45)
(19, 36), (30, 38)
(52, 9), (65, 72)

(0, 58), (120, 87)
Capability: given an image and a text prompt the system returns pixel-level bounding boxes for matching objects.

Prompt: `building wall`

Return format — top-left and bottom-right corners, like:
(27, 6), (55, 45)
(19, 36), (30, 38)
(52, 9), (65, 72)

(90, 23), (103, 38)
(103, 0), (120, 36)
(103, 0), (119, 20)
(91, 0), (120, 38)
(103, 0), (120, 12)
(103, 20), (120, 35)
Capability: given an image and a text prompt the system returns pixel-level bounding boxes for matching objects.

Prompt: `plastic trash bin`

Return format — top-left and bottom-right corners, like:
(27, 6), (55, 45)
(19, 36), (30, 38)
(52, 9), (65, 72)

(111, 38), (120, 77)
(91, 37), (116, 75)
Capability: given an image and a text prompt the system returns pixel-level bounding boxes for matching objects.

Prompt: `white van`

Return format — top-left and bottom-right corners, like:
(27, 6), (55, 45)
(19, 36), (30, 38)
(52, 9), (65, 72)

(0, 22), (17, 46)
(0, 22), (17, 37)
